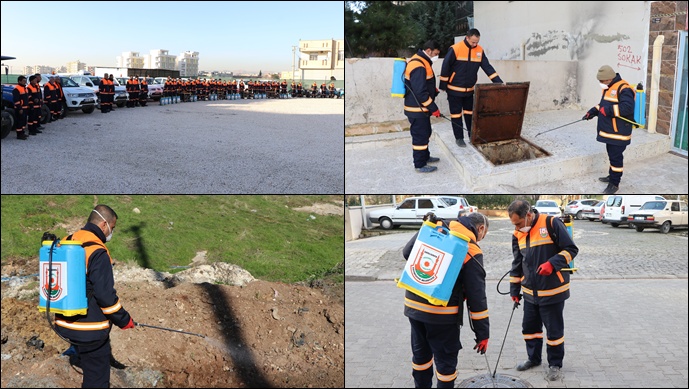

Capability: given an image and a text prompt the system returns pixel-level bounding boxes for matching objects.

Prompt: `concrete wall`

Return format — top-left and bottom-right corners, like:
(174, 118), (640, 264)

(345, 58), (578, 126)
(474, 1), (650, 115)
(345, 207), (363, 241)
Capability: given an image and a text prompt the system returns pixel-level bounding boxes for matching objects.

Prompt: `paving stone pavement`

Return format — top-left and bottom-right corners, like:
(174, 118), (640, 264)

(345, 218), (689, 388)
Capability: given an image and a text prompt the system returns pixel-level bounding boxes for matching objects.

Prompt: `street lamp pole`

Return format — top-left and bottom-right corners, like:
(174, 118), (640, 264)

(291, 45), (296, 82)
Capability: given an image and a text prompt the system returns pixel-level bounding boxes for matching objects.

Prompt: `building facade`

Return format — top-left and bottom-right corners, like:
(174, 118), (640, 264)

(66, 60), (86, 74)
(144, 49), (177, 71)
(298, 39), (345, 81)
(176, 51), (199, 77)
(116, 52), (145, 68)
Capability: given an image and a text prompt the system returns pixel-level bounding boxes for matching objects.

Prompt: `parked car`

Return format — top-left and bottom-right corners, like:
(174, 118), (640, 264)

(581, 200), (606, 221)
(565, 199), (600, 220)
(628, 200), (688, 233)
(603, 195), (666, 228)
(534, 200), (562, 217)
(70, 75), (129, 108)
(35, 74), (96, 115)
(140, 78), (163, 101)
(367, 196), (459, 230)
(439, 196), (478, 216)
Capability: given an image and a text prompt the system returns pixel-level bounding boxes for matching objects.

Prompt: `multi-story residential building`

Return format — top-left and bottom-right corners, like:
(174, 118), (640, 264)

(116, 52), (145, 68)
(176, 51), (199, 77)
(66, 60), (86, 74)
(144, 49), (177, 70)
(298, 39), (344, 81)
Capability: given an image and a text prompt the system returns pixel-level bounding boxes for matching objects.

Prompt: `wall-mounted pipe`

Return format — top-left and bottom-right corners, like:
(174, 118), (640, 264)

(647, 35), (664, 134)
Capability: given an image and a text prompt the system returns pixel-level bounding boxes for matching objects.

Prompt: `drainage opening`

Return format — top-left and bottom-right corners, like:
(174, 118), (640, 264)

(457, 373), (533, 388)
(474, 138), (550, 166)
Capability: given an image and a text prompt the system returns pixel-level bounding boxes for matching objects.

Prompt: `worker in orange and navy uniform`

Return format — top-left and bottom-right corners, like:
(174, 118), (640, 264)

(99, 73), (109, 113)
(439, 28), (503, 147)
(402, 212), (490, 389)
(139, 77), (149, 107)
(582, 65), (636, 195)
(12, 75), (30, 140)
(55, 205), (135, 388)
(26, 75), (43, 136)
(508, 200), (578, 382)
(43, 77), (59, 121)
(404, 40), (442, 173)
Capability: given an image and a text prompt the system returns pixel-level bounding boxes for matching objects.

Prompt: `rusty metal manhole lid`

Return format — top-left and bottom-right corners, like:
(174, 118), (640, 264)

(471, 82), (530, 145)
(457, 373), (533, 388)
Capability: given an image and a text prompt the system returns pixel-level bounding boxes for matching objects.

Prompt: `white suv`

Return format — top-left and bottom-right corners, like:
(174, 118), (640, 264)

(37, 75), (97, 115)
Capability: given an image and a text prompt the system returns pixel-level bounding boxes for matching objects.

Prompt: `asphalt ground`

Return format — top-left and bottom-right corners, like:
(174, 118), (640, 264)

(1, 97), (344, 194)
(345, 217), (689, 388)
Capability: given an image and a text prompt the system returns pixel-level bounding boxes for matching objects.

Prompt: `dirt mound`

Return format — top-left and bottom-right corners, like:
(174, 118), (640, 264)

(1, 258), (343, 388)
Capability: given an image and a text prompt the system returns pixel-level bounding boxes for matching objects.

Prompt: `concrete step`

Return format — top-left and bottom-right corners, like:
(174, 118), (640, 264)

(435, 109), (670, 191)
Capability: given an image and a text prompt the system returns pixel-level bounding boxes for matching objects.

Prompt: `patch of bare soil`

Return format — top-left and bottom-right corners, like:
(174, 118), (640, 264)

(292, 202), (343, 217)
(1, 257), (344, 388)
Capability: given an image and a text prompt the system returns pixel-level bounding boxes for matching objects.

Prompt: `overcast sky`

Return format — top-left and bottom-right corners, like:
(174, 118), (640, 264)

(1, 1), (344, 73)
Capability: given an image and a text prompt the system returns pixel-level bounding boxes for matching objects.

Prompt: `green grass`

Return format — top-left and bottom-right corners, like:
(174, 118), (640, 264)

(1, 195), (343, 284)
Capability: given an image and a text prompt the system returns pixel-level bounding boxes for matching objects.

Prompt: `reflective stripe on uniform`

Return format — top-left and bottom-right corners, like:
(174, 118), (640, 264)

(413, 145), (428, 151)
(56, 319), (110, 331)
(412, 358), (433, 371)
(598, 131), (631, 141)
(469, 309), (489, 320)
(523, 332), (543, 340)
(547, 336), (565, 346)
(404, 298), (459, 314)
(447, 85), (474, 92)
(537, 283), (570, 297)
(436, 369), (458, 382)
(610, 165), (624, 172)
(101, 300), (122, 315)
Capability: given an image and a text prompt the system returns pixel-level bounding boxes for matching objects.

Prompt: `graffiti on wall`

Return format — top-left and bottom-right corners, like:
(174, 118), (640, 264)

(617, 44), (642, 71)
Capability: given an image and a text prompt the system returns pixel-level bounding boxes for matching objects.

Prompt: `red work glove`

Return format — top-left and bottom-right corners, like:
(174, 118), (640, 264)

(511, 295), (521, 305)
(537, 261), (554, 276)
(431, 110), (441, 118)
(583, 107), (597, 120)
(474, 338), (488, 355)
(122, 317), (135, 330)
(599, 106), (607, 117)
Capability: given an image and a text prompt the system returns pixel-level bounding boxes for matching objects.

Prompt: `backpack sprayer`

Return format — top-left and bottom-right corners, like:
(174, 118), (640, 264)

(38, 233), (205, 346)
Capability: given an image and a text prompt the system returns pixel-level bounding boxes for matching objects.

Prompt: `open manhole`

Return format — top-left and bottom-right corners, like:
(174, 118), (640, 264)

(471, 82), (551, 166)
(457, 373), (533, 388)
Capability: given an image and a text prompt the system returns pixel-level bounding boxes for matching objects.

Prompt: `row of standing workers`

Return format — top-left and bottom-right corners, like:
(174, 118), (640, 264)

(161, 77), (341, 101)
(97, 73), (151, 113)
(11, 74), (65, 140)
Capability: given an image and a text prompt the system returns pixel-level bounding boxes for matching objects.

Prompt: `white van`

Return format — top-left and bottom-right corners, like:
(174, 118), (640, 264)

(603, 195), (666, 227)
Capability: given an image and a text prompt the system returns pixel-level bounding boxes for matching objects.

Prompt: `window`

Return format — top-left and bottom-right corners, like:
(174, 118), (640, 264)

(671, 202), (679, 212)
(309, 54), (317, 61)
(338, 51), (344, 61)
(682, 203), (688, 212)
(418, 199), (434, 209)
(399, 200), (414, 209)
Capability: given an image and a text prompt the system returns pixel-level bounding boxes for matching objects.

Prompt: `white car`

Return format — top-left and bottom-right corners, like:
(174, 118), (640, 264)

(581, 200), (606, 221)
(36, 74), (97, 115)
(70, 75), (128, 108)
(534, 200), (562, 217)
(628, 200), (688, 233)
(367, 196), (459, 230)
(439, 196), (478, 216)
(564, 199), (600, 220)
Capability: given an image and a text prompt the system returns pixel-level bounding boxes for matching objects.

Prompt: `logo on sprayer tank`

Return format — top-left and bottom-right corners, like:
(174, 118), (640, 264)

(410, 244), (445, 284)
(41, 262), (64, 301)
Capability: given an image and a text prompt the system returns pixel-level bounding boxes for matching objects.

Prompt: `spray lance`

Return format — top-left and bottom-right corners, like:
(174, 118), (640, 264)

(133, 322), (205, 338)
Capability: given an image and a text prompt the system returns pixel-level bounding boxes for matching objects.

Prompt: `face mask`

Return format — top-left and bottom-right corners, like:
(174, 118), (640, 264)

(93, 209), (113, 242)
(430, 55), (439, 63)
(518, 215), (532, 233)
(599, 83), (609, 90)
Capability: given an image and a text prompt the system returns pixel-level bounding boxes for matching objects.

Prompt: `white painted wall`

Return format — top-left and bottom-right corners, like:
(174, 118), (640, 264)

(474, 1), (650, 111)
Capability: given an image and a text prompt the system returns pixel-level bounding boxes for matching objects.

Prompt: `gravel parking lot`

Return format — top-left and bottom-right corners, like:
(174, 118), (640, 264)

(1, 98), (344, 193)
